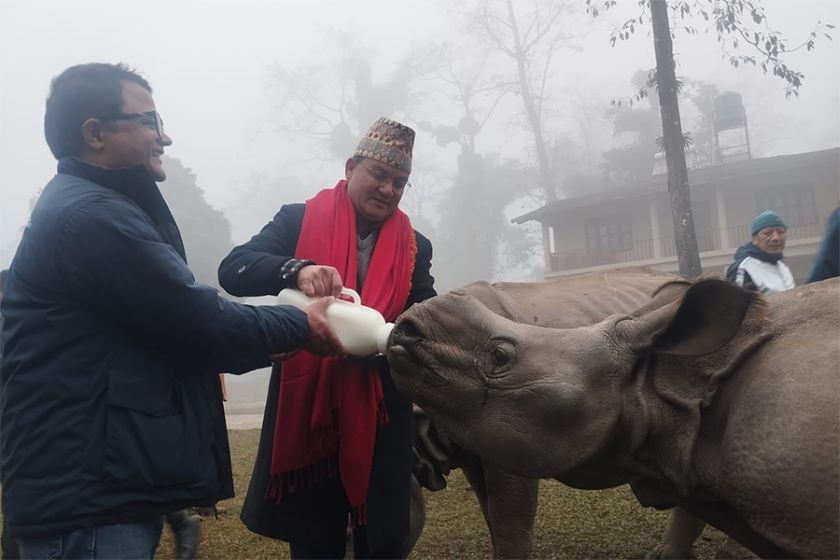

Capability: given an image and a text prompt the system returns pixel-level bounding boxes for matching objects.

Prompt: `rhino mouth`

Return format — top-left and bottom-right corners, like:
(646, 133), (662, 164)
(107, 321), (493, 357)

(388, 335), (449, 387)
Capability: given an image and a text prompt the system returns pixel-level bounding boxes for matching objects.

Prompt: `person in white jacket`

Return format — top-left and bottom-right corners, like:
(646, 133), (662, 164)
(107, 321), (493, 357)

(725, 210), (795, 294)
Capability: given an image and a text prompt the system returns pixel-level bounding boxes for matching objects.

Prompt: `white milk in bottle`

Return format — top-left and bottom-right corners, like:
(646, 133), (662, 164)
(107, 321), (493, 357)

(276, 288), (395, 356)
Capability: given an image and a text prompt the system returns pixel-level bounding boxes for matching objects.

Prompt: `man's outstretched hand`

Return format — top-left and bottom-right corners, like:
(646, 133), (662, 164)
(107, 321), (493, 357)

(301, 296), (344, 357)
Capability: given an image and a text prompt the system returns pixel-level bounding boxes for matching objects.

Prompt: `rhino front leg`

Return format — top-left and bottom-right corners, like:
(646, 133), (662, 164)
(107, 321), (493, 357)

(461, 459), (538, 559)
(652, 508), (758, 559)
(646, 507), (705, 559)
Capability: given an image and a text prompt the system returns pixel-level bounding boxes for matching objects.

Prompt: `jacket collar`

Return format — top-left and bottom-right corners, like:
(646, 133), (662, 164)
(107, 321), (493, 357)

(733, 241), (783, 265)
(58, 156), (155, 194)
(57, 157), (186, 261)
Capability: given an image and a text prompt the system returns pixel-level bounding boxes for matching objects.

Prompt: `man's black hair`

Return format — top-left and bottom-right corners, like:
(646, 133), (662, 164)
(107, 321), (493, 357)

(44, 63), (152, 159)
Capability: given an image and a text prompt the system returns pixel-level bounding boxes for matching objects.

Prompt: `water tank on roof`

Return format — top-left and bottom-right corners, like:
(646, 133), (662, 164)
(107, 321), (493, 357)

(712, 91), (751, 163)
(713, 92), (746, 130)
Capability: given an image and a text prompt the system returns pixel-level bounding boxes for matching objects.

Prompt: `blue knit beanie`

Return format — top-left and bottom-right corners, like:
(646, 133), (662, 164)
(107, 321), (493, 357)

(751, 211), (787, 236)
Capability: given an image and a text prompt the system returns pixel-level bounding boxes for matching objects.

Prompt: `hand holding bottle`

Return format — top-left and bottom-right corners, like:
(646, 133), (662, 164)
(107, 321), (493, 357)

(276, 288), (394, 356)
(297, 265), (343, 298)
(300, 296), (345, 357)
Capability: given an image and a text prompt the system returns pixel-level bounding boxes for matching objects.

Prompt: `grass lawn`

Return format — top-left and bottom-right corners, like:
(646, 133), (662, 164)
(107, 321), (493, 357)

(153, 429), (727, 559)
(1, 428), (726, 558)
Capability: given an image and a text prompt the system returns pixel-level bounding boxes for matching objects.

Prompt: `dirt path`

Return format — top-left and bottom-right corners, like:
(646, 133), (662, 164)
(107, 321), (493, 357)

(224, 402), (264, 430)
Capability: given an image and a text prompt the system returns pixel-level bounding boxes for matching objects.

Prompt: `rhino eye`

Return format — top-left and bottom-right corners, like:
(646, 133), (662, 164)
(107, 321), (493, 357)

(489, 340), (516, 372)
(491, 347), (509, 365)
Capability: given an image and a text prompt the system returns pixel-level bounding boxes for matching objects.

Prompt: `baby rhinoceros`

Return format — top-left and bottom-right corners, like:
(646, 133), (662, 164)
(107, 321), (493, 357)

(387, 277), (840, 559)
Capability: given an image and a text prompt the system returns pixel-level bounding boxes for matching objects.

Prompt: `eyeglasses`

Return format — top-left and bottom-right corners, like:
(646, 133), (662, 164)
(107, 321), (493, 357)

(101, 111), (165, 139)
(360, 163), (411, 191)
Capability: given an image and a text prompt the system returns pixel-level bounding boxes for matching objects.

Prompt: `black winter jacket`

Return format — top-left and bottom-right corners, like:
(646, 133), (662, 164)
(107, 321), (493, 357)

(808, 208), (840, 283)
(0, 158), (311, 536)
(218, 203), (435, 550)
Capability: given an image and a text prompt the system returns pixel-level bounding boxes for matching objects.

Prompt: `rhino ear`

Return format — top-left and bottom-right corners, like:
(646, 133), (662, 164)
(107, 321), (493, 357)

(619, 279), (758, 356)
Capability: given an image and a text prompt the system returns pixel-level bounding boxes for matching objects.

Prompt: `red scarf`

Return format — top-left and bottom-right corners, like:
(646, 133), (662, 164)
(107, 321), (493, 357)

(268, 180), (416, 519)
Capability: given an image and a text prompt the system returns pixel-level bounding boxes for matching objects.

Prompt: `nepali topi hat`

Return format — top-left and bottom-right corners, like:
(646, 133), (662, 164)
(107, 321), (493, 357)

(354, 117), (415, 173)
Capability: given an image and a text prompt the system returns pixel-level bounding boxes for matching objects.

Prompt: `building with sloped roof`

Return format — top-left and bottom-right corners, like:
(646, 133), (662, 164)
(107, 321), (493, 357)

(513, 147), (839, 282)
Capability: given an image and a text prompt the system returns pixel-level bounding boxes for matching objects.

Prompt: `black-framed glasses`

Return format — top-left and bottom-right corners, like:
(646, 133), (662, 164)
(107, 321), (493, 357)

(101, 111), (165, 139)
(361, 163), (411, 191)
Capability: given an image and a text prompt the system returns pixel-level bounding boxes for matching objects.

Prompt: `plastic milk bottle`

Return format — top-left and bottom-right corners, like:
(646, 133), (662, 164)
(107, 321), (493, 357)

(276, 288), (395, 356)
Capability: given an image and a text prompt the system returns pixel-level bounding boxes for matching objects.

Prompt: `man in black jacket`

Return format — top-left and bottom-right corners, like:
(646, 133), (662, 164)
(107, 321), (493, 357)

(0, 269), (17, 560)
(0, 63), (342, 560)
(808, 207), (839, 283)
(219, 117), (436, 559)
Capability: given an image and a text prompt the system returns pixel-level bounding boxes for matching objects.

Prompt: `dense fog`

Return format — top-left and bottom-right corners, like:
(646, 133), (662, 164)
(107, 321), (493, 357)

(2, 0), (837, 400)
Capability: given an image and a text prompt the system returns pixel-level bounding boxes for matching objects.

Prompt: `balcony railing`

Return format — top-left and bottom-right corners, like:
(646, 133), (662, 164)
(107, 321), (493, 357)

(728, 220), (827, 244)
(662, 227), (720, 258)
(550, 239), (655, 271)
(549, 212), (831, 273)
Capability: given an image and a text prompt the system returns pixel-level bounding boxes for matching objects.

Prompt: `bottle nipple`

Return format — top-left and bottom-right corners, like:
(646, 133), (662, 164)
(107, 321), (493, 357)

(377, 323), (395, 355)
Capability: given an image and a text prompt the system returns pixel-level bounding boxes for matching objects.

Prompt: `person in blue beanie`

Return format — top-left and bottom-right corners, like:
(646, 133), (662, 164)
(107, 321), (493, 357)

(807, 207), (839, 283)
(725, 210), (795, 293)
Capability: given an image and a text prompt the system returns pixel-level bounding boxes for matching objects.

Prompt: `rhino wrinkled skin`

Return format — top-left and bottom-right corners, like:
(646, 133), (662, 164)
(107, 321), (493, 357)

(390, 277), (840, 559)
(408, 269), (674, 558)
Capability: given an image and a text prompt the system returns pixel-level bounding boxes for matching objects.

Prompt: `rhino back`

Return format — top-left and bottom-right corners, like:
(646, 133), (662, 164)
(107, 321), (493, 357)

(472, 269), (674, 327)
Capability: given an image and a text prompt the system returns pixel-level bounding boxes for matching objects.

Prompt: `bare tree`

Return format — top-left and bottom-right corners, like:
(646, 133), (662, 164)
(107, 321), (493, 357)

(466, 0), (584, 201)
(260, 34), (427, 167)
(425, 43), (513, 157)
(421, 43), (534, 289)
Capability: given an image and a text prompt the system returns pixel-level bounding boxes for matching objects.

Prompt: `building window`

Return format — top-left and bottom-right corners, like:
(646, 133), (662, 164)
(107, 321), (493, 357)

(585, 214), (632, 251)
(755, 185), (817, 227)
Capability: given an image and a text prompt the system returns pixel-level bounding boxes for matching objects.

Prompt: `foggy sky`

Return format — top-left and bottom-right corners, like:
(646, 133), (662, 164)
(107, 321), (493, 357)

(2, 0), (838, 272)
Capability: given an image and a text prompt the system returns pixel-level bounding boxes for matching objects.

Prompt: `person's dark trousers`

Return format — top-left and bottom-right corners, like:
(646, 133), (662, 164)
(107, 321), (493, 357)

(289, 525), (403, 560)
(290, 535), (347, 560)
(350, 527), (403, 560)
(2, 519), (19, 560)
(15, 519), (163, 560)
